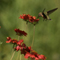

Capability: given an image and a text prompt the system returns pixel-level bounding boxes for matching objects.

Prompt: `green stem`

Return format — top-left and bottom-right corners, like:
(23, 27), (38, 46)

(18, 36), (20, 40)
(16, 36), (20, 60)
(10, 51), (15, 60)
(20, 53), (21, 60)
(18, 36), (22, 60)
(26, 22), (28, 32)
(16, 51), (20, 60)
(31, 25), (35, 48)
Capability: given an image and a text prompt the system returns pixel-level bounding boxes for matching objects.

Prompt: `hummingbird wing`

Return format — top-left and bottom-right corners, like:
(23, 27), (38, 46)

(42, 8), (45, 13)
(44, 12), (51, 20)
(47, 8), (58, 15)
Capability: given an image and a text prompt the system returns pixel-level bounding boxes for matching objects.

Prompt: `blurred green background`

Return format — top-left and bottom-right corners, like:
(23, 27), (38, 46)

(0, 0), (60, 60)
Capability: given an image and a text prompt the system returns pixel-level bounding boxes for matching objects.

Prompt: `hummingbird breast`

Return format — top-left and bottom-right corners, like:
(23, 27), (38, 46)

(42, 13), (47, 19)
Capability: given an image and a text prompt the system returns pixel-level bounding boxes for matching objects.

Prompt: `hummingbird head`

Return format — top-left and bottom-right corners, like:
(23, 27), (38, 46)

(38, 12), (43, 17)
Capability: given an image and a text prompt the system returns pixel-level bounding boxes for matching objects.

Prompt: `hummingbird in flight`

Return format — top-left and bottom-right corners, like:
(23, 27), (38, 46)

(38, 8), (58, 20)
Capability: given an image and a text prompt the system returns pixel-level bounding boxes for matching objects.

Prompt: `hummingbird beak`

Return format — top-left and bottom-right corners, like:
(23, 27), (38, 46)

(37, 14), (41, 18)
(38, 14), (41, 17)
(37, 16), (39, 19)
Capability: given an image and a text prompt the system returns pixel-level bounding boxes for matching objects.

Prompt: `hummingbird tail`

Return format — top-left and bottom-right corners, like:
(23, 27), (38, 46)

(49, 19), (51, 20)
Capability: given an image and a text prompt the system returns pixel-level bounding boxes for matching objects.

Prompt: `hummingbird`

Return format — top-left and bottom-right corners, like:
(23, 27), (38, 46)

(38, 8), (58, 20)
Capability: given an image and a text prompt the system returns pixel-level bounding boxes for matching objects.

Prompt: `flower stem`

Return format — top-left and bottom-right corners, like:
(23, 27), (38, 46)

(26, 22), (28, 32)
(31, 25), (35, 48)
(18, 36), (20, 40)
(16, 36), (20, 60)
(16, 51), (20, 60)
(20, 53), (21, 60)
(10, 51), (15, 60)
(18, 36), (22, 60)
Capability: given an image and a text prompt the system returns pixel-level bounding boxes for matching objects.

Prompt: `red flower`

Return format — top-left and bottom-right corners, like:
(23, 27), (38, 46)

(19, 14), (39, 25)
(6, 37), (18, 44)
(19, 14), (31, 21)
(21, 46), (31, 55)
(6, 37), (12, 43)
(30, 50), (46, 60)
(14, 42), (26, 51)
(17, 39), (24, 45)
(21, 43), (26, 49)
(14, 45), (21, 51)
(30, 51), (38, 59)
(11, 39), (18, 44)
(38, 55), (46, 60)
(24, 52), (31, 59)
(13, 39), (24, 51)
(29, 16), (39, 25)
(14, 28), (27, 36)
(7, 37), (11, 40)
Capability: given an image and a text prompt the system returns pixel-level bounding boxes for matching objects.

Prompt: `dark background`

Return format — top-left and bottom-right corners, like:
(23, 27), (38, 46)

(0, 0), (60, 60)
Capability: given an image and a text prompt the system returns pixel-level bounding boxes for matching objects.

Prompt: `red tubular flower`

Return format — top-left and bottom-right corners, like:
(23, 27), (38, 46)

(25, 46), (31, 53)
(6, 37), (18, 44)
(14, 28), (27, 36)
(21, 46), (31, 55)
(14, 42), (26, 51)
(29, 16), (39, 25)
(7, 37), (11, 40)
(14, 39), (24, 51)
(11, 39), (18, 44)
(6, 37), (12, 43)
(24, 52), (31, 59)
(19, 14), (31, 21)
(30, 50), (46, 60)
(14, 45), (21, 51)
(21, 43), (26, 49)
(17, 39), (24, 45)
(19, 14), (39, 25)
(38, 55), (46, 60)
(30, 51), (38, 59)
